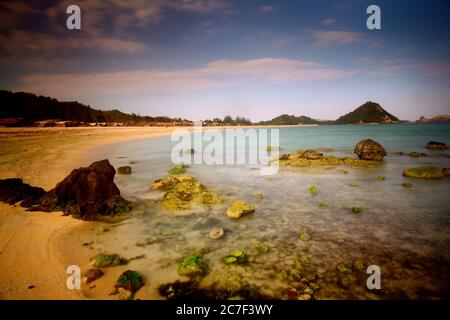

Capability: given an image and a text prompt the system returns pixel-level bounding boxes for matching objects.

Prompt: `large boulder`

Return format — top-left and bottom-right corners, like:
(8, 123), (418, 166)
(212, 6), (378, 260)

(0, 178), (45, 206)
(31, 160), (130, 220)
(426, 141), (448, 150)
(354, 139), (386, 161)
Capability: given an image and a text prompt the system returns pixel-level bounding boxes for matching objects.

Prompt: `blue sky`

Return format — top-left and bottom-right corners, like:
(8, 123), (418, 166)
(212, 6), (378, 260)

(0, 0), (449, 121)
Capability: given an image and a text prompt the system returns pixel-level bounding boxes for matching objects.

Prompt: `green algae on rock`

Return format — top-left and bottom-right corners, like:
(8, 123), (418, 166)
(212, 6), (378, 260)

(178, 255), (204, 276)
(256, 243), (269, 254)
(274, 149), (378, 169)
(90, 253), (127, 267)
(151, 175), (223, 210)
(403, 166), (446, 179)
(168, 163), (189, 175)
(223, 250), (249, 265)
(226, 200), (255, 219)
(115, 270), (144, 292)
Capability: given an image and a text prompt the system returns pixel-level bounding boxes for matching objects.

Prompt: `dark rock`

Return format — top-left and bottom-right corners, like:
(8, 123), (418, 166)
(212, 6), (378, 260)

(443, 168), (450, 177)
(354, 139), (387, 161)
(30, 160), (130, 220)
(85, 268), (104, 284)
(426, 141), (448, 150)
(0, 178), (45, 206)
(117, 166), (132, 175)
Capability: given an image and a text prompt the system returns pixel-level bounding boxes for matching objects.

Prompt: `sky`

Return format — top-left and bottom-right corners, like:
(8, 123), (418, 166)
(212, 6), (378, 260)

(0, 0), (449, 121)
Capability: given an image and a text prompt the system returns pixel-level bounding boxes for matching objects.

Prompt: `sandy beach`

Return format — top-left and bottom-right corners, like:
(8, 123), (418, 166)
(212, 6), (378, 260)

(0, 127), (181, 299)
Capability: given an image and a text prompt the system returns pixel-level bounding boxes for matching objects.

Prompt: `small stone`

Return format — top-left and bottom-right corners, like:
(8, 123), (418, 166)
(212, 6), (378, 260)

(297, 294), (312, 300)
(90, 253), (126, 267)
(351, 207), (363, 214)
(117, 166), (132, 175)
(209, 226), (224, 240)
(352, 259), (366, 271)
(85, 268), (104, 284)
(402, 183), (413, 188)
(377, 176), (385, 181)
(303, 287), (314, 295)
(178, 255), (204, 276)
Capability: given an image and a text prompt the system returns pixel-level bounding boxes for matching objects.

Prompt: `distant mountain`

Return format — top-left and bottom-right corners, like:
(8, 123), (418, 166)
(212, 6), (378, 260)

(0, 90), (190, 126)
(334, 101), (399, 124)
(258, 114), (321, 125)
(417, 115), (450, 123)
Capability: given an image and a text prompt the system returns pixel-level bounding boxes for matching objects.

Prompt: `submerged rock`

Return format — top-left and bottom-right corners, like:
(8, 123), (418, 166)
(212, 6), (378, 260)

(117, 166), (132, 175)
(151, 175), (223, 210)
(226, 200), (255, 219)
(403, 166), (445, 179)
(354, 139), (386, 161)
(223, 250), (248, 265)
(377, 176), (385, 181)
(114, 270), (144, 299)
(178, 255), (204, 276)
(84, 268), (104, 284)
(275, 149), (377, 168)
(443, 168), (450, 177)
(0, 178), (45, 206)
(308, 185), (318, 196)
(426, 141), (448, 150)
(408, 152), (427, 158)
(29, 160), (131, 220)
(90, 253), (127, 267)
(254, 193), (264, 201)
(402, 183), (413, 188)
(209, 226), (224, 240)
(351, 207), (363, 214)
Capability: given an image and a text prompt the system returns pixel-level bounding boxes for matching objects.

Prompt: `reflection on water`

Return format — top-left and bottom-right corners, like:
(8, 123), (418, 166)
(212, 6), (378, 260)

(87, 124), (450, 299)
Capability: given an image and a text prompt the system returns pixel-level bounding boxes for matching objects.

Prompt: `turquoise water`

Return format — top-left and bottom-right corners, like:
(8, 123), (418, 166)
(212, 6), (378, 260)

(88, 124), (450, 299)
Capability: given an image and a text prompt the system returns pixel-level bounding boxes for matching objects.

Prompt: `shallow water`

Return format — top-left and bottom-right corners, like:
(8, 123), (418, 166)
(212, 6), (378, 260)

(87, 124), (450, 299)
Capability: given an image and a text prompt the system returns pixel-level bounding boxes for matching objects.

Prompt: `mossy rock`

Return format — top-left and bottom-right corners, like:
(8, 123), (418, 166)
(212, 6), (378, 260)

(90, 253), (127, 267)
(178, 255), (204, 276)
(352, 260), (366, 271)
(226, 201), (255, 219)
(351, 207), (363, 214)
(403, 166), (445, 179)
(336, 262), (353, 274)
(151, 175), (223, 210)
(308, 185), (318, 196)
(223, 250), (248, 265)
(115, 270), (144, 292)
(274, 149), (377, 168)
(168, 163), (189, 175)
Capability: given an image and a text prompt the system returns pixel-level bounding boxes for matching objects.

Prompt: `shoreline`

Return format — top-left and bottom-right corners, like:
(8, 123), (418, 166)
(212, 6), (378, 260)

(0, 126), (186, 300)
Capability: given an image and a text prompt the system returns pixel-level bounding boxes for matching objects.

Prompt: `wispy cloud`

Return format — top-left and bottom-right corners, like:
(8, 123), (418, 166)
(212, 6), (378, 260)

(359, 57), (450, 76)
(14, 58), (356, 98)
(312, 30), (364, 47)
(321, 18), (336, 25)
(259, 5), (277, 14)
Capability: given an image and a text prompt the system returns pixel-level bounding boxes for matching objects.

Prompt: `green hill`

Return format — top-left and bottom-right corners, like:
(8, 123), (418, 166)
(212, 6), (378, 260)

(0, 90), (188, 126)
(334, 101), (399, 124)
(258, 114), (321, 125)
